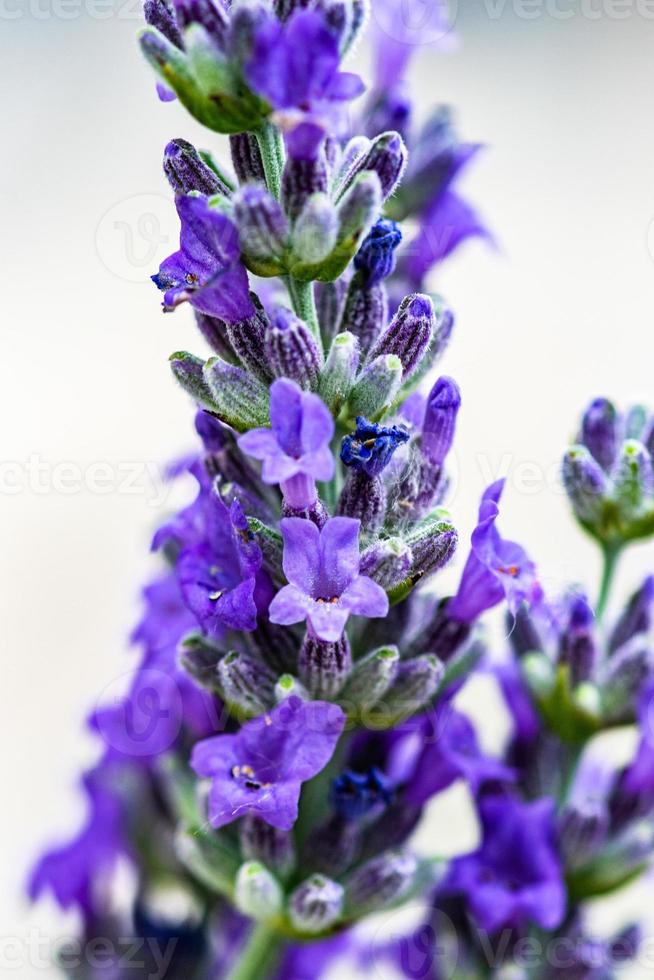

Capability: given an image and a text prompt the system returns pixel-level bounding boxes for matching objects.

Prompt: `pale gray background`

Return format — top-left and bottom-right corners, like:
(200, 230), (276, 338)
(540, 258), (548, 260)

(3, 2), (654, 976)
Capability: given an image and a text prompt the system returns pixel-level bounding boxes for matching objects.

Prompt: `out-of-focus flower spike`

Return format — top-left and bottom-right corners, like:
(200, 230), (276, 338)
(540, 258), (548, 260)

(169, 350), (218, 411)
(366, 294), (434, 380)
(344, 851), (417, 916)
(233, 184), (290, 275)
(239, 816), (296, 880)
(229, 132), (266, 184)
(562, 445), (610, 528)
(609, 575), (654, 654)
(580, 397), (621, 471)
(299, 630), (352, 699)
(163, 138), (231, 196)
(318, 332), (360, 414)
(265, 306), (324, 390)
(347, 354), (403, 420)
(234, 861), (283, 920)
(599, 643), (654, 723)
(203, 356), (270, 431)
(558, 800), (607, 867)
(288, 875), (344, 934)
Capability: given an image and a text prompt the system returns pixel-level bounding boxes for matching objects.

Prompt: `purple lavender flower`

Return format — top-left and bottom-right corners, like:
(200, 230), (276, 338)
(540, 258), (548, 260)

(191, 696), (346, 830)
(238, 378), (334, 508)
(244, 9), (364, 155)
(29, 767), (129, 919)
(387, 706), (516, 809)
(269, 517), (389, 642)
(340, 416), (410, 478)
(353, 218), (402, 287)
(154, 467), (270, 634)
(443, 794), (566, 932)
(447, 479), (540, 623)
(152, 194), (255, 324)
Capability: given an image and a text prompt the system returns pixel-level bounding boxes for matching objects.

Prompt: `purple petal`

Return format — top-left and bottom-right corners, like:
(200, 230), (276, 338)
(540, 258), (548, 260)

(268, 582), (310, 627)
(280, 518), (321, 592)
(340, 575), (389, 619)
(190, 734), (238, 778)
(238, 428), (281, 460)
(262, 451), (301, 484)
(318, 517), (361, 597)
(300, 392), (335, 453)
(307, 600), (350, 642)
(270, 378), (304, 458)
(299, 446), (335, 482)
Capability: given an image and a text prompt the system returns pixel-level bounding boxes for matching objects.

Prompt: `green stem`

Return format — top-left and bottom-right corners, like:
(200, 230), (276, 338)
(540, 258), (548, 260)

(254, 121), (285, 200)
(286, 276), (321, 344)
(596, 543), (621, 623)
(225, 922), (284, 980)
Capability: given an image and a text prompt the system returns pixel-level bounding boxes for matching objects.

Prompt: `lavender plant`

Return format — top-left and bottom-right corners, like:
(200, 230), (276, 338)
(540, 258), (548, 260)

(29, 3), (654, 979)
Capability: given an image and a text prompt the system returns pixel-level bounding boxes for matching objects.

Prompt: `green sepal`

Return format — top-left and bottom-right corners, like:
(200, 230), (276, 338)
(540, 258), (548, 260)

(169, 350), (218, 411)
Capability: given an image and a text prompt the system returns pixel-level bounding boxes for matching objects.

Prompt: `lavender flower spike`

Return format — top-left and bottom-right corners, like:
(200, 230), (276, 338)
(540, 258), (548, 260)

(191, 696), (345, 831)
(238, 378), (334, 509)
(269, 517), (389, 642)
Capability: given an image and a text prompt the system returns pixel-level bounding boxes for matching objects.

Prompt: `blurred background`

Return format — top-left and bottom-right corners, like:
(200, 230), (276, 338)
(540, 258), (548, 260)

(3, 1), (654, 975)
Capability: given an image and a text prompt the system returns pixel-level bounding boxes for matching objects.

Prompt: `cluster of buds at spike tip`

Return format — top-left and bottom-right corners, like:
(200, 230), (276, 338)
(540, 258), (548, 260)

(562, 398), (654, 548)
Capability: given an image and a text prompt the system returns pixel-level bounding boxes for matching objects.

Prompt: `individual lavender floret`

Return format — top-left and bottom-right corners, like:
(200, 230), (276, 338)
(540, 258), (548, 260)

(269, 516), (389, 642)
(421, 375), (461, 466)
(557, 593), (598, 688)
(163, 137), (231, 196)
(288, 875), (344, 934)
(441, 794), (566, 933)
(238, 378), (334, 511)
(331, 768), (394, 820)
(366, 293), (435, 380)
(152, 195), (255, 323)
(190, 696), (345, 831)
(232, 183), (289, 273)
(353, 218), (402, 287)
(340, 417), (410, 478)
(562, 444), (609, 527)
(265, 306), (324, 390)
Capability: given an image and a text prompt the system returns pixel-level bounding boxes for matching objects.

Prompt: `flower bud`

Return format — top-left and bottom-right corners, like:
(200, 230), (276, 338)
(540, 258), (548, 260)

(331, 767), (394, 820)
(405, 514), (458, 584)
(274, 674), (310, 703)
(344, 851), (417, 916)
(291, 193), (339, 265)
(178, 632), (223, 689)
(234, 861), (283, 920)
(359, 539), (413, 590)
(340, 276), (387, 354)
(203, 356), (270, 431)
(367, 294), (434, 380)
(282, 148), (329, 224)
(233, 184), (289, 274)
(506, 605), (544, 657)
(230, 132), (266, 184)
(163, 138), (229, 196)
(562, 445), (609, 527)
(419, 601), (472, 663)
(288, 875), (344, 935)
(170, 350), (218, 411)
(347, 354), (403, 420)
(245, 620), (300, 675)
(217, 650), (276, 718)
(558, 595), (598, 688)
(171, 0), (229, 45)
(421, 375), (462, 466)
(265, 306), (324, 390)
(354, 218), (402, 287)
(581, 397), (620, 471)
(336, 171), (381, 245)
(143, 0), (183, 48)
(194, 311), (238, 361)
(299, 630), (352, 699)
(613, 439), (654, 518)
(225, 300), (275, 383)
(175, 827), (240, 896)
(336, 471), (386, 532)
(338, 645), (400, 711)
(342, 131), (408, 202)
(609, 575), (654, 654)
(379, 654), (444, 724)
(240, 816), (296, 879)
(558, 801), (607, 867)
(316, 279), (348, 346)
(319, 332), (360, 414)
